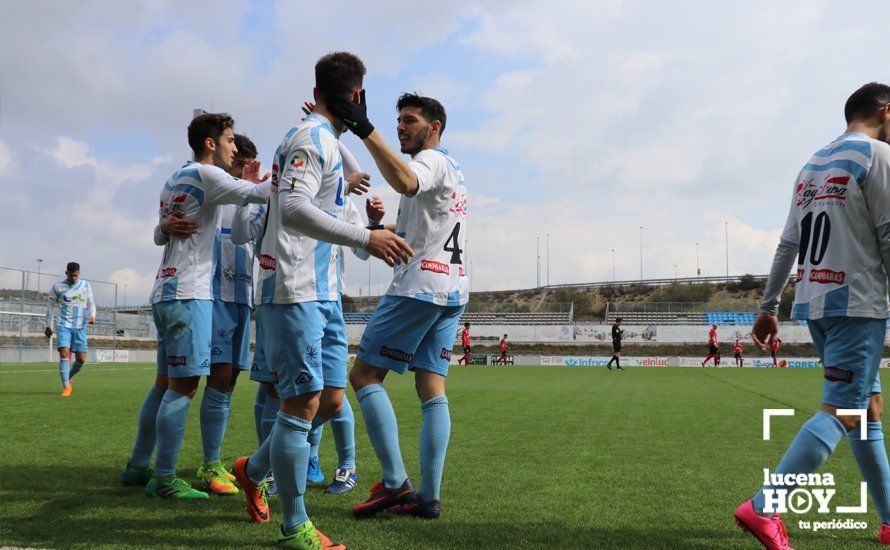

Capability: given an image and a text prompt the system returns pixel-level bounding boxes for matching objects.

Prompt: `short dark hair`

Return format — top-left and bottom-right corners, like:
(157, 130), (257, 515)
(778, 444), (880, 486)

(844, 82), (890, 124)
(464, 322), (470, 328)
(616, 317), (623, 323)
(66, 262), (80, 272)
(397, 93), (447, 135)
(503, 334), (508, 338)
(234, 134), (257, 160)
(315, 51), (366, 98)
(187, 113), (234, 157)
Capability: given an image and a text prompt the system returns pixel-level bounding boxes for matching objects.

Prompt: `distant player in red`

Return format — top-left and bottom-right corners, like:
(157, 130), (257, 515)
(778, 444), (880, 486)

(457, 322), (471, 366)
(702, 324), (720, 367)
(498, 334), (510, 365)
(733, 339), (744, 368)
(771, 336), (783, 367)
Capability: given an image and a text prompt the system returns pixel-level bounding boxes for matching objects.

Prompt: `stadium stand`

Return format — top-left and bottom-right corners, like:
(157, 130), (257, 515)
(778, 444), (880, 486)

(604, 311), (708, 325)
(705, 311), (757, 325)
(343, 311), (573, 326)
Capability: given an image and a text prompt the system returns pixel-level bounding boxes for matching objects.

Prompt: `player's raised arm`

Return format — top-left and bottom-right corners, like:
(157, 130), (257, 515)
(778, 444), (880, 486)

(326, 91), (419, 196)
(204, 162), (272, 207)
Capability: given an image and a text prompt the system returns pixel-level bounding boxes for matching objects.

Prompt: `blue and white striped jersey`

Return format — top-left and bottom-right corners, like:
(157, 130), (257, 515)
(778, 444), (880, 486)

(150, 161), (270, 304)
(780, 133), (890, 319)
(46, 279), (96, 329)
(257, 114), (349, 304)
(213, 204), (265, 308)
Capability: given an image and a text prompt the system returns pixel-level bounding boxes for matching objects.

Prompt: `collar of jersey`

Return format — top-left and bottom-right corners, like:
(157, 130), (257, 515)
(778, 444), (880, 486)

(305, 113), (341, 138)
(838, 132), (869, 140)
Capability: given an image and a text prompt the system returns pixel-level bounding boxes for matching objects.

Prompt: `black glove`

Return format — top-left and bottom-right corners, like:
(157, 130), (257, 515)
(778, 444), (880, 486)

(326, 90), (374, 139)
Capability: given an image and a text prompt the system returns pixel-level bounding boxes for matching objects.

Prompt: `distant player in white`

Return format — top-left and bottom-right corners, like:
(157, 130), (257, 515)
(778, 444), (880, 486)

(44, 261), (96, 397)
(735, 82), (890, 549)
(120, 113), (271, 500)
(231, 52), (411, 549)
(328, 90), (468, 520)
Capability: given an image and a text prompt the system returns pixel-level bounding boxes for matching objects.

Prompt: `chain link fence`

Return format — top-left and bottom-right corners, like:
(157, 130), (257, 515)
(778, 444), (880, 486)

(0, 266), (156, 363)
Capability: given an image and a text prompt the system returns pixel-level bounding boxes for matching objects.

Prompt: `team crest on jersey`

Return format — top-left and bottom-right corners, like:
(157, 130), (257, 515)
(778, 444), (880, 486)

(449, 191), (468, 217)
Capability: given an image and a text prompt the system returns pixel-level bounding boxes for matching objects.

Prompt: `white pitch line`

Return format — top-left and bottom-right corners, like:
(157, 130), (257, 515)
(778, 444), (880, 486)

(0, 366), (155, 375)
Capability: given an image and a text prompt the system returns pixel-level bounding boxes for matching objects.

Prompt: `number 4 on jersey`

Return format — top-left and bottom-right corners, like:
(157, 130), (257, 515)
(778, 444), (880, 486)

(444, 222), (463, 264)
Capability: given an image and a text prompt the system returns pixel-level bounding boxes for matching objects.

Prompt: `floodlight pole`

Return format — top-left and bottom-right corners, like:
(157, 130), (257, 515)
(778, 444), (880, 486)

(725, 221), (729, 278)
(639, 226), (643, 281)
(546, 233), (550, 286)
(536, 237), (540, 288)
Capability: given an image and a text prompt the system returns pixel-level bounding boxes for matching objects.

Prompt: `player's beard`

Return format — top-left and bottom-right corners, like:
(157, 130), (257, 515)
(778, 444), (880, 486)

(401, 127), (429, 156)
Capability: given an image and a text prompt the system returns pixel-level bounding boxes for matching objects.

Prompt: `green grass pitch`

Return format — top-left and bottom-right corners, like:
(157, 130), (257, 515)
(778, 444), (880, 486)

(1, 362), (886, 549)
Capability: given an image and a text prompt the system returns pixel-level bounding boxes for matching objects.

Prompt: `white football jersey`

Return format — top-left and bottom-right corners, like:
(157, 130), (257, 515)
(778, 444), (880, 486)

(213, 203), (266, 308)
(386, 147), (469, 306)
(150, 161), (270, 304)
(780, 133), (890, 319)
(46, 279), (96, 329)
(257, 114), (348, 304)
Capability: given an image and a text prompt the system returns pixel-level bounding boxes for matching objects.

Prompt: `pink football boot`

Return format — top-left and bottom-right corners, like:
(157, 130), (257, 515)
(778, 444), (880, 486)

(734, 499), (793, 550)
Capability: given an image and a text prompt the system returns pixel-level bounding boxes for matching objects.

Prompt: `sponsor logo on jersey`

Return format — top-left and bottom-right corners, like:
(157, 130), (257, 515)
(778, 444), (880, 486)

(167, 355), (187, 366)
(421, 259), (450, 275)
(380, 345), (413, 363)
(259, 254), (277, 270)
(172, 194), (188, 203)
(809, 269), (845, 284)
(161, 267), (177, 278)
(796, 267), (804, 282)
(440, 347), (452, 360)
(824, 366), (853, 383)
(271, 163), (279, 187)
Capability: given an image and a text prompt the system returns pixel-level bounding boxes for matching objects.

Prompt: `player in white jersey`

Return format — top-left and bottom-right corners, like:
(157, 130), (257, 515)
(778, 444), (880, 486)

(44, 261), (96, 397)
(233, 136), (378, 502)
(231, 52), (411, 550)
(120, 113), (271, 500)
(328, 91), (468, 520)
(735, 82), (890, 549)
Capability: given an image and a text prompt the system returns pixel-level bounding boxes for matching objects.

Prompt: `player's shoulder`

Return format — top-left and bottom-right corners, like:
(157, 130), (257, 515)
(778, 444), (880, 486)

(292, 115), (339, 158)
(170, 161), (205, 182)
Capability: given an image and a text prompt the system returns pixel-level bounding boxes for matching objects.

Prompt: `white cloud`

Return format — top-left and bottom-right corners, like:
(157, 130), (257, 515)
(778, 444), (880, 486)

(0, 140), (14, 175)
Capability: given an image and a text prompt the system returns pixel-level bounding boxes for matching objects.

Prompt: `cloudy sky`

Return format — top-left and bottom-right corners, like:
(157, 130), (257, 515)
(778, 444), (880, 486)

(1, 0), (887, 304)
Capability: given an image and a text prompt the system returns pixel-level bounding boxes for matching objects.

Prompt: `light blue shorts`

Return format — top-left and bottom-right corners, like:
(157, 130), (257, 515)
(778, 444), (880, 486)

(809, 316), (885, 409)
(153, 299), (212, 378)
(249, 322), (274, 384)
(211, 300), (251, 370)
(56, 326), (87, 353)
(257, 301), (348, 400)
(356, 295), (465, 377)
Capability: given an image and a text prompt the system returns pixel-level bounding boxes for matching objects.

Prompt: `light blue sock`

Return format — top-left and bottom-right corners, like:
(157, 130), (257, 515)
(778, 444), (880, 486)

(254, 385), (267, 445)
(129, 385), (164, 468)
(331, 395), (356, 470)
(270, 411), (312, 534)
(154, 390), (193, 478)
(356, 384), (407, 488)
(261, 391), (279, 441)
(308, 419), (325, 459)
(200, 387), (230, 462)
(59, 358), (70, 388)
(70, 361), (83, 378)
(752, 411), (845, 515)
(418, 395), (450, 502)
(849, 421), (890, 524)
(246, 423), (275, 484)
